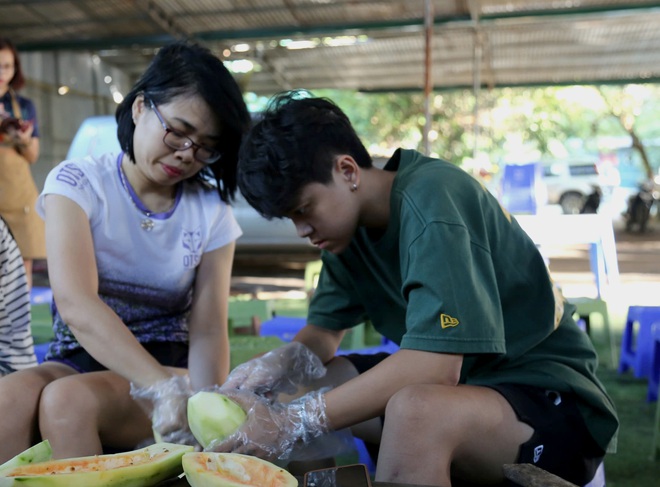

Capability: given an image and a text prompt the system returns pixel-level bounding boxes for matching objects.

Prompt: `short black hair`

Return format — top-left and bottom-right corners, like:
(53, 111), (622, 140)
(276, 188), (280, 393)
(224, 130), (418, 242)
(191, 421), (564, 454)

(116, 41), (251, 203)
(237, 90), (371, 218)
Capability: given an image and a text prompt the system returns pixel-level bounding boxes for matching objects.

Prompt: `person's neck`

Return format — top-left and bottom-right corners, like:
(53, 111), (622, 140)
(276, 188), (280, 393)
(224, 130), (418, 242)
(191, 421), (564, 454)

(0, 86), (8, 98)
(358, 167), (396, 229)
(120, 155), (177, 212)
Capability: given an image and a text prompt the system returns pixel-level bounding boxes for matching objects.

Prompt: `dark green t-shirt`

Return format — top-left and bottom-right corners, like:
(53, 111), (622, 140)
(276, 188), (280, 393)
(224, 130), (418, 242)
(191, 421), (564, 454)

(308, 149), (618, 452)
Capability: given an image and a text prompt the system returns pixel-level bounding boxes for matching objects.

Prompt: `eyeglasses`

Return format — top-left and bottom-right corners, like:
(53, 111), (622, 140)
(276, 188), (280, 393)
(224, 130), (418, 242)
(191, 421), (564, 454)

(147, 98), (221, 165)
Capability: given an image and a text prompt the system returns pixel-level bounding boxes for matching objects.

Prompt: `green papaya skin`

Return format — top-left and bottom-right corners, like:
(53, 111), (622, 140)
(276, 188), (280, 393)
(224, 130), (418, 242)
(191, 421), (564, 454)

(187, 392), (247, 449)
(0, 442), (192, 487)
(0, 441), (53, 475)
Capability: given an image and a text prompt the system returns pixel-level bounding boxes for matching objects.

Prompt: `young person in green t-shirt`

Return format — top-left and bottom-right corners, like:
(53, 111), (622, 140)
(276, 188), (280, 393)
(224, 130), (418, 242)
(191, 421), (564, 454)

(214, 91), (618, 486)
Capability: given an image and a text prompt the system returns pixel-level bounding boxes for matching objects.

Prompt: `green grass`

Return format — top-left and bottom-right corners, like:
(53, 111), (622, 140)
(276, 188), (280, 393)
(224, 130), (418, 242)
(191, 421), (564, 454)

(596, 365), (659, 486)
(589, 330), (660, 486)
(30, 304), (54, 344)
(228, 335), (285, 370)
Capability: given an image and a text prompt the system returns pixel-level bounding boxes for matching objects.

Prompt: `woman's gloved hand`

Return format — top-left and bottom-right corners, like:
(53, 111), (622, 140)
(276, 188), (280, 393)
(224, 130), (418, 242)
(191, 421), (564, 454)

(130, 375), (197, 446)
(222, 342), (326, 398)
(206, 389), (330, 461)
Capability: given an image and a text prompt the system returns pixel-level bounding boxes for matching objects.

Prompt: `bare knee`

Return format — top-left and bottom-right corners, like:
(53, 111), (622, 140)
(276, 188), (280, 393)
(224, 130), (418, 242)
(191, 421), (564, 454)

(0, 368), (61, 458)
(385, 384), (440, 427)
(39, 376), (98, 430)
(0, 368), (57, 420)
(383, 384), (474, 454)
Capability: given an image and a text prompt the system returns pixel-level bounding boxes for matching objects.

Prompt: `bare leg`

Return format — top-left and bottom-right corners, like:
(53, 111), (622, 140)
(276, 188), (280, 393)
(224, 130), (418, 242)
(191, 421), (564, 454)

(23, 258), (32, 290)
(0, 363), (76, 462)
(376, 384), (533, 487)
(39, 371), (153, 458)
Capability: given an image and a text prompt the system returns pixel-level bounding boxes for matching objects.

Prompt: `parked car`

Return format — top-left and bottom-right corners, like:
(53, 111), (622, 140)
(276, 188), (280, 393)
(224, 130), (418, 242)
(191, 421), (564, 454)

(542, 160), (616, 214)
(66, 115), (315, 253)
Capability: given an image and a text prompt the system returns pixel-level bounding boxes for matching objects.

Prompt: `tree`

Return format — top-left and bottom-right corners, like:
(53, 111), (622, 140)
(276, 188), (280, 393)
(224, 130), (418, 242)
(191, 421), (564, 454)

(594, 85), (656, 180)
(315, 89), (474, 164)
(309, 84), (660, 181)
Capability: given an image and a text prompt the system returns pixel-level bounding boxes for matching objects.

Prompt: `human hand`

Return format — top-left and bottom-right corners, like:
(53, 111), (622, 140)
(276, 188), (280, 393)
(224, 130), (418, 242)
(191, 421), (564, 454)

(206, 389), (329, 461)
(13, 120), (33, 145)
(222, 342), (326, 398)
(17, 119), (33, 136)
(1, 118), (33, 148)
(130, 375), (198, 446)
(0, 116), (21, 134)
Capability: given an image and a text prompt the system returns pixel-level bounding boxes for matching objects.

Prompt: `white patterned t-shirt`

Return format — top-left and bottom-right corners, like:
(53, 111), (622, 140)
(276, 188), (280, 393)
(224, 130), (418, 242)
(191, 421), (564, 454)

(36, 153), (242, 359)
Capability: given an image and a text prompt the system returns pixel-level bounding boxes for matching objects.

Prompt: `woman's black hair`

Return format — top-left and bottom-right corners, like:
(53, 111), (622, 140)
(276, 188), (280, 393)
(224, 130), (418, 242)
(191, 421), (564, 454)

(116, 41), (251, 203)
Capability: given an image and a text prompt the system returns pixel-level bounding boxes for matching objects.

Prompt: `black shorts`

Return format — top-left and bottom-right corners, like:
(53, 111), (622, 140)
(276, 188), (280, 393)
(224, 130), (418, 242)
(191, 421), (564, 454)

(341, 353), (604, 485)
(488, 384), (605, 486)
(46, 342), (188, 373)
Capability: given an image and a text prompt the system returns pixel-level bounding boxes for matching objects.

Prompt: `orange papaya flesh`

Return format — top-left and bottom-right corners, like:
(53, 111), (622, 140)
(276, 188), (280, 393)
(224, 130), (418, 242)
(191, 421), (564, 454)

(0, 442), (192, 487)
(183, 452), (298, 487)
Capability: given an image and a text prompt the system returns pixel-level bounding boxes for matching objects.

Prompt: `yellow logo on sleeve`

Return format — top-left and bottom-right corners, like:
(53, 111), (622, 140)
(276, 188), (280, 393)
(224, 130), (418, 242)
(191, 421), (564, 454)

(440, 314), (460, 329)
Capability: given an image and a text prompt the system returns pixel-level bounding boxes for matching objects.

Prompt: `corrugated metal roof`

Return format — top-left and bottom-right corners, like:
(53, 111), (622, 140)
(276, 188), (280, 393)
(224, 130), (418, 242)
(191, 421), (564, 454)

(3, 0), (660, 93)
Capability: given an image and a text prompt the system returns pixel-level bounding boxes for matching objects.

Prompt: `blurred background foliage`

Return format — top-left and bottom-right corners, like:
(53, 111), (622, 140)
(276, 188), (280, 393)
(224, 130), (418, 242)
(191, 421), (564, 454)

(263, 84), (660, 183)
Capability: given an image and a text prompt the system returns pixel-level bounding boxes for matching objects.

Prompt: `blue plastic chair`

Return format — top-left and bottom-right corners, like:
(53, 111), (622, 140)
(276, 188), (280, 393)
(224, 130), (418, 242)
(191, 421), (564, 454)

(34, 343), (50, 363)
(30, 286), (53, 305)
(353, 437), (377, 475)
(259, 316), (306, 342)
(648, 324), (660, 403)
(618, 306), (660, 383)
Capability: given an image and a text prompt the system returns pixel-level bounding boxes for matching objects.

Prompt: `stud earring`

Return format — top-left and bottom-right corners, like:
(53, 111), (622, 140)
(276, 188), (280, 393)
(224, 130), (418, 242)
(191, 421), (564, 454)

(351, 183), (358, 192)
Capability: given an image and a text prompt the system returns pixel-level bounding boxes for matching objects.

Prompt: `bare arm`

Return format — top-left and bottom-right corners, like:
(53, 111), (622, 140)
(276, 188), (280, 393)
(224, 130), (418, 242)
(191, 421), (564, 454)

(324, 349), (462, 429)
(44, 194), (171, 387)
(296, 324), (463, 431)
(186, 241), (235, 391)
(13, 122), (39, 163)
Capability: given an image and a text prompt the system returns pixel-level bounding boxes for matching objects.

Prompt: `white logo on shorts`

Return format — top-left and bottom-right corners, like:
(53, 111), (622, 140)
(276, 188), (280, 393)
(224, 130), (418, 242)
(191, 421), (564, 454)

(533, 445), (544, 463)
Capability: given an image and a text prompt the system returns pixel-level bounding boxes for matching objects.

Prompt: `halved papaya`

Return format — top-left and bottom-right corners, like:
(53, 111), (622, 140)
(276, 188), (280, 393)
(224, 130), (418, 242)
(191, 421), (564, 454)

(0, 440), (52, 474)
(0, 442), (192, 486)
(183, 452), (298, 487)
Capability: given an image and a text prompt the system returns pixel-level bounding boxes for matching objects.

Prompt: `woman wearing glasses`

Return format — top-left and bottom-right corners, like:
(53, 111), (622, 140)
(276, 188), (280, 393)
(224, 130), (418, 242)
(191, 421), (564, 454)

(0, 42), (251, 461)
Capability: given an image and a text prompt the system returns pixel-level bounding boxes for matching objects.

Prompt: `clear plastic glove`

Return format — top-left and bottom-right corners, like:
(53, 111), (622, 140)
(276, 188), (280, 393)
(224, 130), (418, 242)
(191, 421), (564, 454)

(207, 389), (330, 461)
(130, 375), (197, 446)
(222, 342), (326, 398)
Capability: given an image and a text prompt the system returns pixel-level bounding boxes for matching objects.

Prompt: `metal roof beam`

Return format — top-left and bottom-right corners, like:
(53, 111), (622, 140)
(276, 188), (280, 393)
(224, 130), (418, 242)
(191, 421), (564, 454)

(134, 0), (194, 41)
(16, 2), (660, 52)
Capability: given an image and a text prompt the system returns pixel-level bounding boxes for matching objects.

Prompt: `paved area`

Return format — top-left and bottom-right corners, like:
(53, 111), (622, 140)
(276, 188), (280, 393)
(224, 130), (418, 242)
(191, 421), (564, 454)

(232, 212), (660, 331)
(544, 215), (660, 327)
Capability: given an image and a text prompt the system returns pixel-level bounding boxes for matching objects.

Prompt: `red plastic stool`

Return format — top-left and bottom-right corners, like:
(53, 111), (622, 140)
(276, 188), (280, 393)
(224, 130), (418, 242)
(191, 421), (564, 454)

(618, 306), (660, 381)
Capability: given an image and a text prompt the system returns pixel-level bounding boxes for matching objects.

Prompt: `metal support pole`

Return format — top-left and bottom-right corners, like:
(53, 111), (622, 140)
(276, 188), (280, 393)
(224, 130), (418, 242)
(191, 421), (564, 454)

(473, 31), (482, 161)
(422, 0), (433, 156)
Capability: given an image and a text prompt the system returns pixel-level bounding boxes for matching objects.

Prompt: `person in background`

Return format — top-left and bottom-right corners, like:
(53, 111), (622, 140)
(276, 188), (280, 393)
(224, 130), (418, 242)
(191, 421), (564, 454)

(0, 41), (251, 461)
(0, 216), (38, 376)
(214, 91), (618, 487)
(0, 37), (45, 290)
